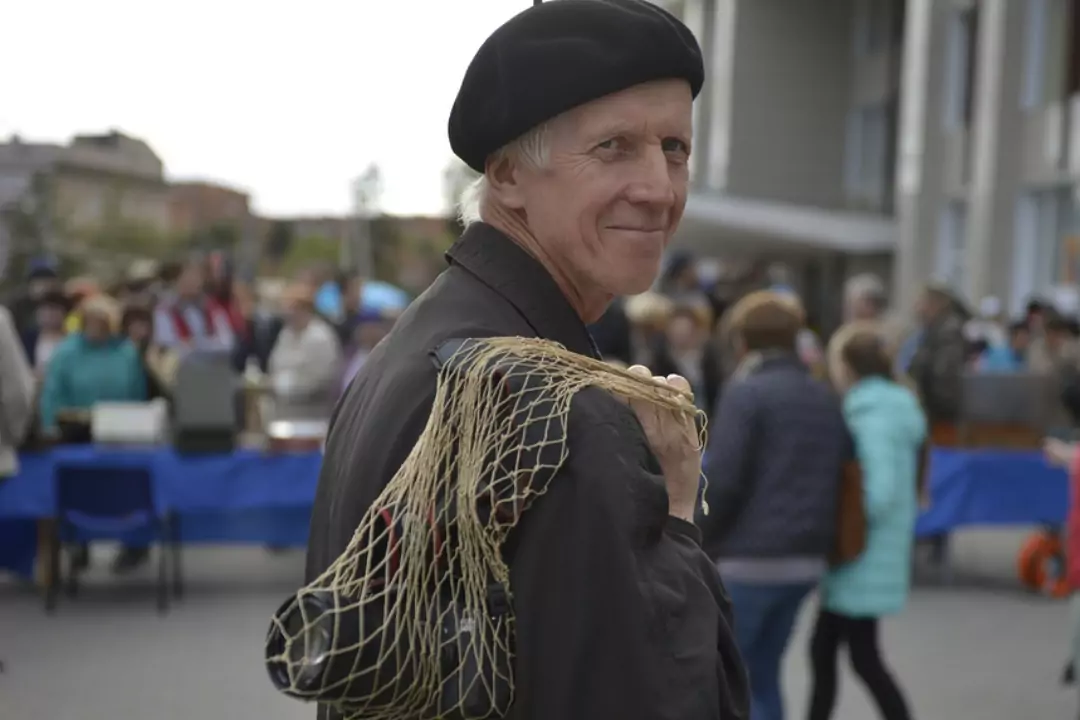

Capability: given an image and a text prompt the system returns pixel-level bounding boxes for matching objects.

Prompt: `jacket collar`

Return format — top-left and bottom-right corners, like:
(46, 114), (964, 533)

(732, 349), (803, 381)
(445, 222), (600, 359)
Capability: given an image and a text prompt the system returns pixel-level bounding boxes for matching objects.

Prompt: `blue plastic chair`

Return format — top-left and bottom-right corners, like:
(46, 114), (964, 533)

(46, 465), (182, 614)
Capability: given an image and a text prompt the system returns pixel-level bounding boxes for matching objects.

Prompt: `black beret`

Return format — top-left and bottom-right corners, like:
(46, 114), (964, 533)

(449, 0), (704, 172)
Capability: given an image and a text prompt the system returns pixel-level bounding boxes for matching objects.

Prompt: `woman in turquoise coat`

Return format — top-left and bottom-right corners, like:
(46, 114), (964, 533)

(807, 323), (927, 720)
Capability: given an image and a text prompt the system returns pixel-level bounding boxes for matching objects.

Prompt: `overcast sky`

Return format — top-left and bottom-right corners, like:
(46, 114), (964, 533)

(1, 0), (519, 217)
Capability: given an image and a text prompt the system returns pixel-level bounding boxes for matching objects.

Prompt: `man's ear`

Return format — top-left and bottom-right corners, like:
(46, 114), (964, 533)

(485, 153), (528, 210)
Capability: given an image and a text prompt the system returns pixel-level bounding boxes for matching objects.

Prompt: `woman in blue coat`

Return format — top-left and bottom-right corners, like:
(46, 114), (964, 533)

(808, 323), (927, 720)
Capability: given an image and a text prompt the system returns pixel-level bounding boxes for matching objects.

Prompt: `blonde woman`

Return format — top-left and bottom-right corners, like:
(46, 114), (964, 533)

(808, 323), (927, 720)
(39, 295), (146, 436)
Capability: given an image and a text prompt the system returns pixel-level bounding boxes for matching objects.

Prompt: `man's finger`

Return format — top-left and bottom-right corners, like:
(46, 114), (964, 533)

(666, 374), (691, 394)
(627, 364), (651, 377)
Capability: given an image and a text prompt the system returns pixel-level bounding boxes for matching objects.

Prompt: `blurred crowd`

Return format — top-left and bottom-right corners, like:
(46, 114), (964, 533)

(0, 255), (402, 571)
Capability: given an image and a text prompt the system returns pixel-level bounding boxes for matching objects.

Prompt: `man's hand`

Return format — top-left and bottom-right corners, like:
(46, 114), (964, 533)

(626, 365), (701, 522)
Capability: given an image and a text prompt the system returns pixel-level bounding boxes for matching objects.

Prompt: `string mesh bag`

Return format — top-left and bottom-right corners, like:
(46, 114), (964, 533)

(265, 336), (707, 720)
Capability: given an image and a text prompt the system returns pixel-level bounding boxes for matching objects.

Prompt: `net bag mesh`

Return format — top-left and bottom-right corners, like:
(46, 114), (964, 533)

(265, 337), (706, 720)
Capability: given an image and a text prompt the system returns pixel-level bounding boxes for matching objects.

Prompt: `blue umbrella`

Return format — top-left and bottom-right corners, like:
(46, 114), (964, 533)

(361, 281), (410, 312)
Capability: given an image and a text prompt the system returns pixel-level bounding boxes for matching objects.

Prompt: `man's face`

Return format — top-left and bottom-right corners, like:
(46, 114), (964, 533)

(176, 265), (204, 298)
(36, 304), (65, 331)
(29, 277), (58, 300)
(845, 294), (876, 322)
(666, 314), (703, 353)
(1011, 327), (1030, 352)
(126, 319), (151, 345)
(512, 79), (693, 298)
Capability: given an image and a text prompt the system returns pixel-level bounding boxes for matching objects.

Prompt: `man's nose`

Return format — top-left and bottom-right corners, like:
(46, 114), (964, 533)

(625, 145), (676, 207)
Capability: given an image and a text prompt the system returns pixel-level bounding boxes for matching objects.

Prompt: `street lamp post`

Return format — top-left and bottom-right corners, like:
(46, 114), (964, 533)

(350, 165), (382, 277)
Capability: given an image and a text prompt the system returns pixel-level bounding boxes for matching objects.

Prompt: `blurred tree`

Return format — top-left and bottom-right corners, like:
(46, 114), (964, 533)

(369, 214), (404, 282)
(0, 173), (79, 293)
(278, 234), (339, 277)
(442, 158), (481, 235)
(190, 222), (242, 252)
(265, 220), (296, 260)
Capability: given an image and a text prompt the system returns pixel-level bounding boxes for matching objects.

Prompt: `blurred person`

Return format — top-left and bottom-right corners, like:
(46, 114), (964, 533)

(39, 295), (146, 435)
(306, 3), (749, 719)
(121, 304), (178, 402)
(20, 290), (69, 378)
(268, 284), (342, 421)
(153, 259), (235, 357)
(624, 291), (675, 366)
(650, 302), (720, 419)
(1044, 436), (1080, 719)
(39, 295), (147, 573)
(842, 274), (907, 355)
(965, 296), (1007, 349)
(977, 320), (1030, 373)
(661, 251), (708, 306)
(808, 324), (926, 720)
(340, 308), (391, 394)
(62, 276), (102, 334)
(907, 284), (966, 424)
(906, 284), (967, 569)
(7, 259), (62, 335)
(0, 304), (35, 597)
(0, 305), (35, 477)
(701, 290), (848, 720)
(334, 271), (367, 347)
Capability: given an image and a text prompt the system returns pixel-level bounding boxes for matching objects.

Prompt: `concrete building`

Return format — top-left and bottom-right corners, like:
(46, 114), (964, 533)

(660, 0), (1080, 325)
(0, 130), (171, 238)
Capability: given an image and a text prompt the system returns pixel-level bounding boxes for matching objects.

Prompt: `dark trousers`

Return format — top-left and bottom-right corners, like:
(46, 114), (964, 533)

(807, 610), (912, 720)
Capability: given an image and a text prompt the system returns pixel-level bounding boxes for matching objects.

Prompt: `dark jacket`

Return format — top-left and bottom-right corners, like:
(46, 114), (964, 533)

(699, 353), (849, 561)
(307, 223), (748, 720)
(908, 310), (966, 422)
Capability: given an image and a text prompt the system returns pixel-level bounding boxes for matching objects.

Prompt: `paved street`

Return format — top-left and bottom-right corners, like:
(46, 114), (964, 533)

(0, 529), (1074, 720)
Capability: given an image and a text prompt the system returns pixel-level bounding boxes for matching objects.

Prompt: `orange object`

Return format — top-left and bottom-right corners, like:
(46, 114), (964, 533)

(1017, 530), (1071, 598)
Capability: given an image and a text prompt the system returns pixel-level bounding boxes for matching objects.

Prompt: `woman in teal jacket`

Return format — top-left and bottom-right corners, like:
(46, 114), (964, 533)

(39, 295), (147, 434)
(808, 323), (927, 720)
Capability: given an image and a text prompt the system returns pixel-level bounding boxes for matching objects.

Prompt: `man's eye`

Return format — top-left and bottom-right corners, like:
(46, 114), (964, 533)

(662, 138), (689, 155)
(596, 138), (621, 151)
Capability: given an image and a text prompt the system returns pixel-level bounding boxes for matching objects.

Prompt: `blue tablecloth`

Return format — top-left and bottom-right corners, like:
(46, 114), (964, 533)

(0, 446), (1070, 578)
(915, 448), (1068, 535)
(0, 446), (323, 577)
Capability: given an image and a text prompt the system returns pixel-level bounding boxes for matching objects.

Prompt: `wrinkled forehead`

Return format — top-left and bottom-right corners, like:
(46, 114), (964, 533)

(549, 79), (694, 146)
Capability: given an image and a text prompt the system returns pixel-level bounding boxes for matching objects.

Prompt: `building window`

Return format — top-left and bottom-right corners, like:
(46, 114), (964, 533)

(844, 103), (894, 211)
(1013, 187), (1074, 309)
(1022, 0), (1071, 108)
(854, 0), (895, 56)
(944, 6), (980, 128)
(936, 201), (968, 295)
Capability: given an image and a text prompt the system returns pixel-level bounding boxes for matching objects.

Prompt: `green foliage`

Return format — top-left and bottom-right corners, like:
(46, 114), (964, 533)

(277, 234), (340, 277)
(370, 214), (403, 282)
(265, 220), (295, 260)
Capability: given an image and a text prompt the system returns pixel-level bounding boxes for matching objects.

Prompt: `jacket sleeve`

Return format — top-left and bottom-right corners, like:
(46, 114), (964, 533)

(505, 401), (748, 720)
(38, 344), (68, 431)
(125, 344), (148, 401)
(0, 308), (34, 445)
(288, 327), (342, 398)
(699, 381), (758, 542)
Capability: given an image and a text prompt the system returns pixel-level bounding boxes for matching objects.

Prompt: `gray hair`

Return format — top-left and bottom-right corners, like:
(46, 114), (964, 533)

(844, 273), (887, 309)
(457, 123), (551, 227)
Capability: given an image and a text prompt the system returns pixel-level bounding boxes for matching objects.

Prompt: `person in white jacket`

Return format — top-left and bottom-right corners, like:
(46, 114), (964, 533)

(268, 284), (342, 422)
(0, 305), (35, 477)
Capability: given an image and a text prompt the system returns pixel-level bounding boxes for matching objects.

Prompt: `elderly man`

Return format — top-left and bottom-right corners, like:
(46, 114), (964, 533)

(306, 1), (747, 719)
